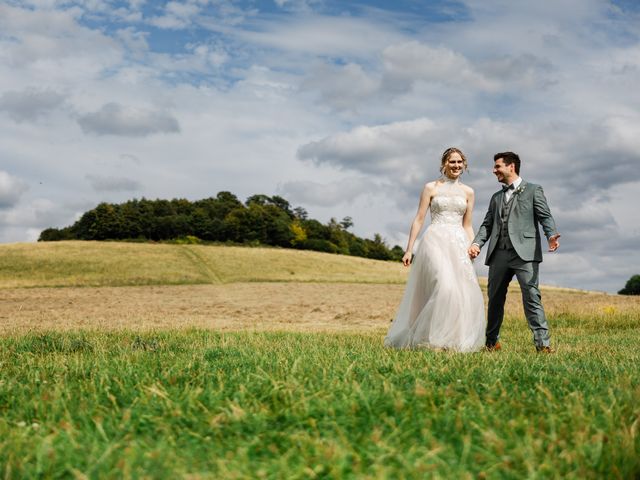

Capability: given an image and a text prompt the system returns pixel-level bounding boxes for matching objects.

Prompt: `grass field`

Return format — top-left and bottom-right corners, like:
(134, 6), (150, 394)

(0, 241), (638, 478)
(0, 241), (407, 288)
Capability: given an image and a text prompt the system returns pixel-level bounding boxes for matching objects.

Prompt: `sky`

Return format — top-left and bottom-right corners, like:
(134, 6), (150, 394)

(0, 0), (639, 293)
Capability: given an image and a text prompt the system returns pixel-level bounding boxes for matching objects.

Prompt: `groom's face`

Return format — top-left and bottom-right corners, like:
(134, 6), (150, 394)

(493, 158), (514, 184)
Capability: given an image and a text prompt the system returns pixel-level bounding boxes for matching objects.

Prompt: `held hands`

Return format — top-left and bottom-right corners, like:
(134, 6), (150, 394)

(548, 234), (561, 252)
(468, 244), (480, 259)
(402, 251), (412, 267)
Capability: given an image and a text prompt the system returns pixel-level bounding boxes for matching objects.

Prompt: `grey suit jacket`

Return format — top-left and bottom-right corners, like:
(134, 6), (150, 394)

(473, 181), (558, 265)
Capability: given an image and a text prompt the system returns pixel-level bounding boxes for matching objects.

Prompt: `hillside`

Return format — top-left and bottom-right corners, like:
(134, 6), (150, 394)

(0, 241), (409, 288)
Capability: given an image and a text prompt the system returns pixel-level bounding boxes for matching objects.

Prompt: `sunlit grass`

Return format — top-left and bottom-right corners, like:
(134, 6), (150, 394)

(0, 241), (407, 288)
(0, 324), (638, 478)
(1, 241), (638, 477)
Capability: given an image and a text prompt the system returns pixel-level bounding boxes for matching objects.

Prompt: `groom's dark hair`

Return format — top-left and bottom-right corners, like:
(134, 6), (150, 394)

(494, 151), (520, 175)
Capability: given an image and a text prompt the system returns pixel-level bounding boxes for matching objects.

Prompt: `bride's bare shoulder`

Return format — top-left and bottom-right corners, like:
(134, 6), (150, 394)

(421, 180), (441, 195)
(459, 182), (475, 194)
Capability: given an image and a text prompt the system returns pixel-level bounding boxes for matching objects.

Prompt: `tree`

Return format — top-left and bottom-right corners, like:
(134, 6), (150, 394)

(619, 274), (640, 295)
(39, 227), (73, 241)
(37, 191), (400, 264)
(340, 216), (353, 230)
(293, 207), (308, 220)
(365, 233), (392, 260)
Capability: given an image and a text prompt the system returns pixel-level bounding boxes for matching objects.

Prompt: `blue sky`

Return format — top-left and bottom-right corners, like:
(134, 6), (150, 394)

(0, 0), (639, 292)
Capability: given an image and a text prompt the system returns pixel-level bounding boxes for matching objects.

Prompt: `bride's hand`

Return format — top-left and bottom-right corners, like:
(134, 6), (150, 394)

(402, 251), (412, 267)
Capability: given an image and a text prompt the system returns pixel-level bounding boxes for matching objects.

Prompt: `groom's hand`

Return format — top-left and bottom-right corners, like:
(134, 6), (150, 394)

(548, 234), (561, 252)
(468, 244), (480, 259)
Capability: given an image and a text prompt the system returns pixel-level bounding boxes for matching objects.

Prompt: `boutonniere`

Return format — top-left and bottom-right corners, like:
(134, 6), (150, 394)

(514, 185), (526, 195)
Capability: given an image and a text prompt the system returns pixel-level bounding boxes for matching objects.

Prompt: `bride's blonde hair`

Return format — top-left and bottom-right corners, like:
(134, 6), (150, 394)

(439, 147), (468, 174)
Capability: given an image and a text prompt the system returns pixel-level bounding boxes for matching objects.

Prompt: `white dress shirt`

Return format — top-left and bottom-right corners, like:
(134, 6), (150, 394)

(504, 177), (523, 203)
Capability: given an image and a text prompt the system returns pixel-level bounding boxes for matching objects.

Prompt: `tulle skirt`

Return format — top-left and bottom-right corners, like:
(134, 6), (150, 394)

(384, 224), (486, 352)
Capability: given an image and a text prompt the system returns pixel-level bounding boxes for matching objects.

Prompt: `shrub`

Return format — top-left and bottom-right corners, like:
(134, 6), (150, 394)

(618, 274), (640, 295)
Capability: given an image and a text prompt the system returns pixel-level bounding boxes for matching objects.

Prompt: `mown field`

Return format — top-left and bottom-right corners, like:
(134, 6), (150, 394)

(0, 241), (638, 478)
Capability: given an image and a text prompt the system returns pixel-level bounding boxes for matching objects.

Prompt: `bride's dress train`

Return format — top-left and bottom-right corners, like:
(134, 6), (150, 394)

(384, 180), (486, 352)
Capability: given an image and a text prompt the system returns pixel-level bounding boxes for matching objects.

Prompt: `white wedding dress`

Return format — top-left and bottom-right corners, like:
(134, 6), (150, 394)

(384, 179), (486, 352)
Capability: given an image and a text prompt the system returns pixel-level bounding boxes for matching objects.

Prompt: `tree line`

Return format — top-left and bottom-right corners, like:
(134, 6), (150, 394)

(39, 192), (404, 262)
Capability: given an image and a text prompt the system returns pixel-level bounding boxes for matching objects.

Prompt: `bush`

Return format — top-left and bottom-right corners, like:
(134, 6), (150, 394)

(618, 274), (640, 295)
(303, 239), (339, 254)
(172, 235), (202, 245)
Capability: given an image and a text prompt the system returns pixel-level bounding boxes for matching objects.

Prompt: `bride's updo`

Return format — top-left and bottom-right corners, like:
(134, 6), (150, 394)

(439, 147), (468, 174)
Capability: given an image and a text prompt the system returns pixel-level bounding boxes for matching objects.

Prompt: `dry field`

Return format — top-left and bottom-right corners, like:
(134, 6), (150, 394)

(2, 280), (637, 337)
(1, 241), (637, 338)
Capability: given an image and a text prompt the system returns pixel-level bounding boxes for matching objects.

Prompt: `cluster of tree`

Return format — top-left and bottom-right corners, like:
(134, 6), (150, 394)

(39, 192), (404, 262)
(619, 274), (640, 295)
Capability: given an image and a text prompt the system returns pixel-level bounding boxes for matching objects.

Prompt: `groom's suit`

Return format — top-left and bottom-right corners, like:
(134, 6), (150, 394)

(473, 180), (558, 347)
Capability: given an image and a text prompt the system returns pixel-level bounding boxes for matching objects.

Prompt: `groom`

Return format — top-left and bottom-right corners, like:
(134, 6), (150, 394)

(468, 152), (560, 353)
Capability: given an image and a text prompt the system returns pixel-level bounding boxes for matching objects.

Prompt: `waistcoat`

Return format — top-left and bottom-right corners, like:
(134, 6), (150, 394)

(497, 194), (516, 250)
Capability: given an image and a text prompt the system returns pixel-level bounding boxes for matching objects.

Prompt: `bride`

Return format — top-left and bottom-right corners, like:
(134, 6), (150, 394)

(384, 147), (486, 352)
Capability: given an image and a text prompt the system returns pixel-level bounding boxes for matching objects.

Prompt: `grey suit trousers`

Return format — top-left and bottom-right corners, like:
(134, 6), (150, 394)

(487, 247), (550, 347)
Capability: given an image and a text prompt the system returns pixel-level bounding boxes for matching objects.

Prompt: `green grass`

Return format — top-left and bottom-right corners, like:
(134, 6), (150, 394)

(1, 321), (638, 478)
(0, 241), (407, 288)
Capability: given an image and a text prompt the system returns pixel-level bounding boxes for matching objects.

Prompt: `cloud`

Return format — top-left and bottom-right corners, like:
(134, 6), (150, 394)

(0, 197), (76, 242)
(274, 0), (321, 12)
(381, 41), (496, 93)
(0, 88), (66, 123)
(225, 14), (405, 57)
(301, 62), (380, 111)
(297, 118), (443, 175)
(0, 3), (121, 77)
(278, 177), (378, 207)
(77, 103), (180, 137)
(86, 174), (142, 192)
(148, 1), (201, 29)
(0, 171), (29, 209)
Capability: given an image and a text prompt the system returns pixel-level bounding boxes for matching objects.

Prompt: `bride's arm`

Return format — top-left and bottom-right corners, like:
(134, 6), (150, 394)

(462, 187), (475, 244)
(402, 183), (434, 266)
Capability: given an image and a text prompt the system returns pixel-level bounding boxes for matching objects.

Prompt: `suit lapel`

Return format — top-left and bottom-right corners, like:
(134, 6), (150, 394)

(510, 181), (527, 214)
(495, 191), (504, 221)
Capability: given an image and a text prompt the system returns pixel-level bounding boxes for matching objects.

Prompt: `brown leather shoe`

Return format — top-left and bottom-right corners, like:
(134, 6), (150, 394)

(536, 346), (554, 353)
(485, 342), (501, 352)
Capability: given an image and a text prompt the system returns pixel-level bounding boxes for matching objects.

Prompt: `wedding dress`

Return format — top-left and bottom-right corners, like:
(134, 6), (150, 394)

(384, 179), (486, 352)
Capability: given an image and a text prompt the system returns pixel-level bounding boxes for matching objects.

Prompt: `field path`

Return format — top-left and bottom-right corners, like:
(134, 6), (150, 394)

(178, 245), (223, 284)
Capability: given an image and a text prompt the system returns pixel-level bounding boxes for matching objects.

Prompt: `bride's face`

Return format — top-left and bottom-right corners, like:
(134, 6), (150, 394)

(444, 153), (465, 179)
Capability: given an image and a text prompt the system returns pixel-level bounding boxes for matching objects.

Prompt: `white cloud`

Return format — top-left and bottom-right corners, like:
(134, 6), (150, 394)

(77, 103), (180, 137)
(0, 171), (29, 209)
(0, 3), (122, 80)
(302, 62), (380, 111)
(297, 118), (443, 175)
(278, 177), (378, 207)
(225, 14), (406, 57)
(86, 174), (142, 192)
(149, 1), (201, 29)
(381, 41), (496, 93)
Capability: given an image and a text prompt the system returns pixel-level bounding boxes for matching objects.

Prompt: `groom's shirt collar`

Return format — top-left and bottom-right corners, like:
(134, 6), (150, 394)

(510, 177), (523, 190)
(504, 177), (522, 201)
